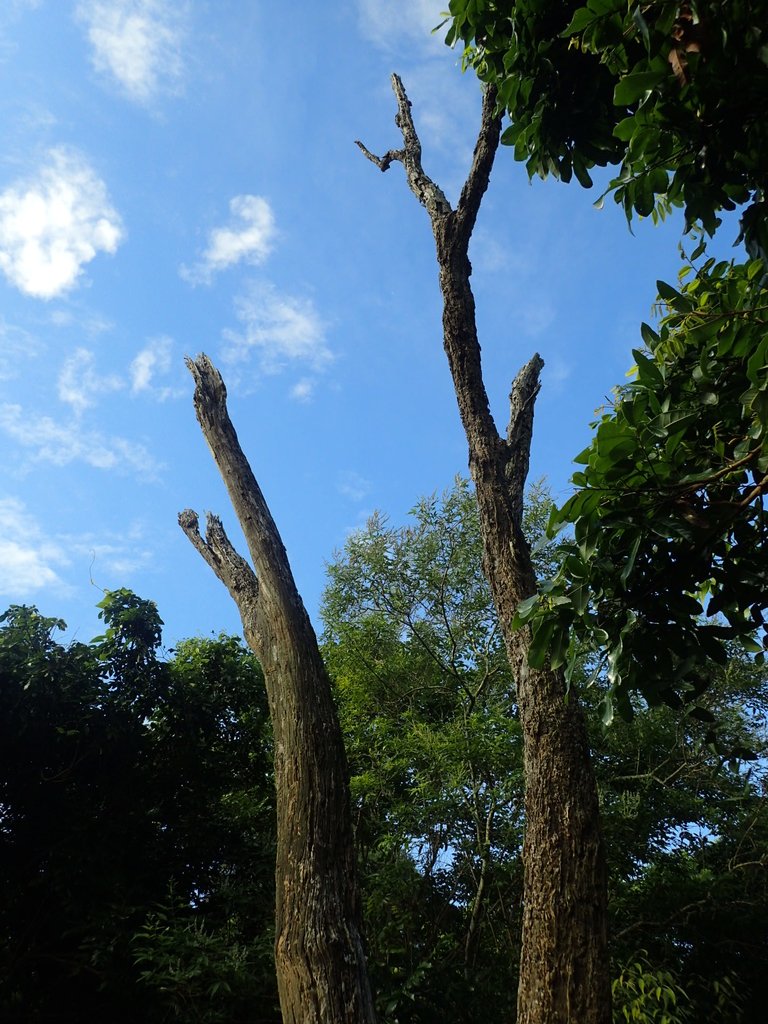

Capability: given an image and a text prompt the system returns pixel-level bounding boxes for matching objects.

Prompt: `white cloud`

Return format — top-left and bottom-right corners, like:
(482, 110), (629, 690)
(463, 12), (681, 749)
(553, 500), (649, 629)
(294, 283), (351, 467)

(58, 347), (123, 413)
(338, 471), (371, 503)
(0, 403), (161, 476)
(0, 496), (69, 597)
(0, 497), (154, 598)
(130, 335), (178, 398)
(0, 318), (40, 380)
(0, 148), (123, 300)
(49, 307), (113, 336)
(290, 377), (315, 402)
(223, 282), (332, 374)
(183, 196), (277, 283)
(66, 521), (153, 578)
(357, 0), (447, 52)
(77, 0), (186, 104)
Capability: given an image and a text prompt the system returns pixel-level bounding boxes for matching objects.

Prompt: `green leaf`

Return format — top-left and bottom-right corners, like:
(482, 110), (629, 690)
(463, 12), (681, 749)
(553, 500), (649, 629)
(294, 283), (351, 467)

(631, 6), (651, 54)
(640, 321), (660, 347)
(528, 617), (556, 669)
(598, 694), (614, 726)
(619, 533), (642, 588)
(560, 7), (599, 37)
(614, 70), (667, 106)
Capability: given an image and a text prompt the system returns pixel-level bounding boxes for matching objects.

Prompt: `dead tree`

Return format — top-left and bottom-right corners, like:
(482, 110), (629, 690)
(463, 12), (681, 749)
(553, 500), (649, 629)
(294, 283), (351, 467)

(357, 76), (610, 1024)
(179, 355), (376, 1024)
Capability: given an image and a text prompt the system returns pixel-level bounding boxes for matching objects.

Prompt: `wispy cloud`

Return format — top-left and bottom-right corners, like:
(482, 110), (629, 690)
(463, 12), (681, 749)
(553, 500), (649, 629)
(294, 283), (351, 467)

(0, 496), (154, 598)
(357, 0), (447, 52)
(49, 307), (113, 336)
(58, 347), (123, 413)
(469, 228), (523, 275)
(0, 496), (69, 597)
(0, 403), (161, 476)
(290, 377), (315, 402)
(223, 281), (332, 374)
(182, 195), (277, 283)
(0, 318), (40, 380)
(544, 356), (572, 394)
(76, 0), (186, 104)
(66, 519), (154, 579)
(130, 335), (179, 398)
(0, 147), (123, 300)
(337, 470), (371, 503)
(520, 301), (557, 338)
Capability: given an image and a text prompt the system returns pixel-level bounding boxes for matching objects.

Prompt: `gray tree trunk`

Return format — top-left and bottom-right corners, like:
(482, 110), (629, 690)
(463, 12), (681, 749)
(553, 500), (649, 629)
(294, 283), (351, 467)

(179, 356), (376, 1024)
(358, 76), (610, 1024)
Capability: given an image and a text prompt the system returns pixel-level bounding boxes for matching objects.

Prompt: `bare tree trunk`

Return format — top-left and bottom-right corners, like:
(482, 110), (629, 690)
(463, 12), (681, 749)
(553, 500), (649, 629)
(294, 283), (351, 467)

(358, 76), (610, 1024)
(179, 356), (376, 1024)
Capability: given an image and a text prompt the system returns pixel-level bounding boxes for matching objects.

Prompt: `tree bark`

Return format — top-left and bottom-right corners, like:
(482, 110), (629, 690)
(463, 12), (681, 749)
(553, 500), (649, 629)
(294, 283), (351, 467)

(179, 355), (376, 1024)
(358, 76), (610, 1024)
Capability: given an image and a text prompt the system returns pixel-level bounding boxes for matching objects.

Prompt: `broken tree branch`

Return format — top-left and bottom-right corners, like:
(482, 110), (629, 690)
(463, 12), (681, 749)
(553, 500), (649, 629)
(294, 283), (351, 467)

(179, 354), (376, 1024)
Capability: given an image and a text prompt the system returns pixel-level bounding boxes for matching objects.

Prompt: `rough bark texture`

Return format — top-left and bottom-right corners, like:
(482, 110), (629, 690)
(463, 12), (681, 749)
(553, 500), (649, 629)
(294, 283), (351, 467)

(358, 76), (610, 1024)
(179, 355), (376, 1024)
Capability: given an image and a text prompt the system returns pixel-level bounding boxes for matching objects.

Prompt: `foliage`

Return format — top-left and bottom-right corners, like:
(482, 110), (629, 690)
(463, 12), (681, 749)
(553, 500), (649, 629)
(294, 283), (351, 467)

(0, 593), (278, 1024)
(594, 644), (768, 1024)
(611, 954), (690, 1024)
(513, 254), (768, 721)
(446, 0), (768, 257)
(323, 480), (768, 1022)
(322, 478), (531, 1021)
(132, 895), (275, 1024)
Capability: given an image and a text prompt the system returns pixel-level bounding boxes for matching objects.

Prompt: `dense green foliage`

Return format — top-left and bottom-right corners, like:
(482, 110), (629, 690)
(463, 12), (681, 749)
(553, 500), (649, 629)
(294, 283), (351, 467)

(323, 481), (768, 1023)
(446, 0), (768, 256)
(0, 591), (278, 1024)
(2, 504), (767, 1022)
(515, 255), (768, 718)
(445, 1), (768, 718)
(323, 480), (527, 1021)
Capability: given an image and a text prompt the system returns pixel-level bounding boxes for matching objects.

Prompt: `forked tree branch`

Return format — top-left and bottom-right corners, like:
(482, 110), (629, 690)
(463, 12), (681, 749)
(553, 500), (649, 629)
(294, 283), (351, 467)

(356, 73), (452, 219)
(178, 509), (260, 618)
(179, 353), (376, 1024)
(355, 73), (500, 241)
(359, 75), (610, 1024)
(356, 72), (538, 522)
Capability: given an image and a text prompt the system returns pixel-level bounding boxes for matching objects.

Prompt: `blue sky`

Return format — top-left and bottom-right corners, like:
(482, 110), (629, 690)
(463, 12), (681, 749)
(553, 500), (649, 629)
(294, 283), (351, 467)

(0, 0), (723, 647)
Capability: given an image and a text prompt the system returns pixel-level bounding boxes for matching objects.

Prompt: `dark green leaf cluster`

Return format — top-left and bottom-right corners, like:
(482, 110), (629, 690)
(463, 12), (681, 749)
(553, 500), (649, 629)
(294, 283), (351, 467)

(447, 1), (768, 256)
(515, 256), (768, 720)
(0, 594), (278, 1023)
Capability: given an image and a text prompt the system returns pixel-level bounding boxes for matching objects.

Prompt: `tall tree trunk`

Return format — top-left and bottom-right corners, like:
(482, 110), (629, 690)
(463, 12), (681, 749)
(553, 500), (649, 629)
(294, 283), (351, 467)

(178, 356), (376, 1024)
(358, 76), (610, 1024)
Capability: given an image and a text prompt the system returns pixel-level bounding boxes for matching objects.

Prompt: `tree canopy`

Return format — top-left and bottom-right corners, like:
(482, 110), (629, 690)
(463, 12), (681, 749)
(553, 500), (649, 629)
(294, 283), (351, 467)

(2, 505), (767, 1021)
(515, 253), (768, 720)
(444, 1), (768, 719)
(322, 479), (768, 1023)
(446, 0), (768, 257)
(0, 591), (278, 1024)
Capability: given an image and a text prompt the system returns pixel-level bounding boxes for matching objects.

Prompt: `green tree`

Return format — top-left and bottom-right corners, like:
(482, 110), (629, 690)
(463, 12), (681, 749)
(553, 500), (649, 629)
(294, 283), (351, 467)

(515, 255), (768, 718)
(323, 479), (529, 1021)
(360, 73), (610, 1024)
(0, 592), (278, 1024)
(446, 0), (768, 257)
(443, 1), (768, 721)
(323, 479), (768, 1023)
